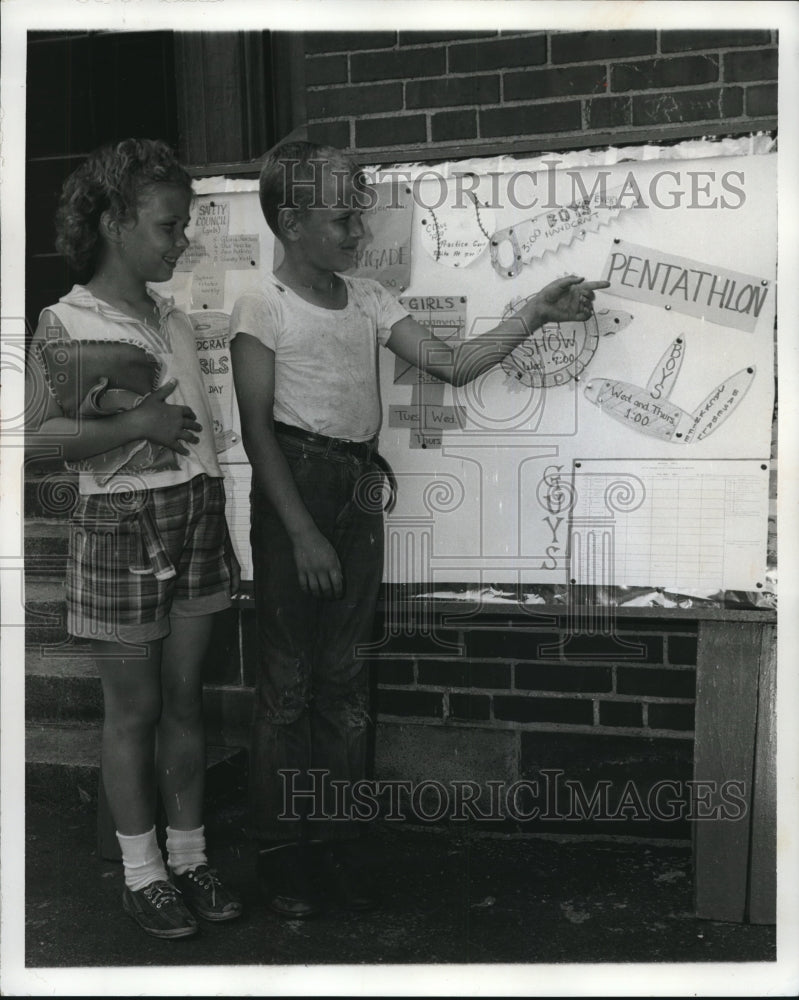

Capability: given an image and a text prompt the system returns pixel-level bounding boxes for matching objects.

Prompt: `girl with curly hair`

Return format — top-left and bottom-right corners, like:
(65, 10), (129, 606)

(27, 138), (242, 938)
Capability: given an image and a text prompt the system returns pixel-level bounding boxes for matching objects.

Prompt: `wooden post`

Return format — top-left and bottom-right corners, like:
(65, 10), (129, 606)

(693, 620), (762, 922)
(747, 623), (777, 923)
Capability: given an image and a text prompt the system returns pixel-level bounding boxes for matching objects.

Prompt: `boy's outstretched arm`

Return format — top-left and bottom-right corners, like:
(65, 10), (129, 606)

(25, 317), (201, 461)
(231, 332), (345, 600)
(386, 275), (610, 386)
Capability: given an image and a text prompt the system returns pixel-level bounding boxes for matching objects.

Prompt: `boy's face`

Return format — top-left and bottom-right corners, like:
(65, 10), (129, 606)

(290, 170), (366, 273)
(118, 183), (192, 284)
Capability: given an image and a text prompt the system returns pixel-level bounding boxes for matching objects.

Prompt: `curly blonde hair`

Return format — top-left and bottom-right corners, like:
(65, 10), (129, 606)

(54, 138), (193, 276)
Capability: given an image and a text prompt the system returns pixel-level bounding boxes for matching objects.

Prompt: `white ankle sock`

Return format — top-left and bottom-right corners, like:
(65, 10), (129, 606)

(117, 827), (168, 892)
(166, 825), (207, 875)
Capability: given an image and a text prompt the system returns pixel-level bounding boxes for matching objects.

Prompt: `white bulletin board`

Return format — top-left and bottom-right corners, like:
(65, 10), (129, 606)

(155, 138), (777, 598)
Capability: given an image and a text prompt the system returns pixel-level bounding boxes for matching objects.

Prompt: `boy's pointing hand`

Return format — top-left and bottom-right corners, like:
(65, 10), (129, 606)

(532, 275), (611, 325)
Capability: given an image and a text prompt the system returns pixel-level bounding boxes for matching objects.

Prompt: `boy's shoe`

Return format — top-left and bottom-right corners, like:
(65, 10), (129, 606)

(171, 865), (243, 922)
(319, 842), (380, 913)
(257, 843), (324, 919)
(122, 879), (199, 939)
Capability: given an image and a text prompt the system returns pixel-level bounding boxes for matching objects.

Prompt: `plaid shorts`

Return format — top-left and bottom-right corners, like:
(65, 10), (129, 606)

(66, 474), (240, 643)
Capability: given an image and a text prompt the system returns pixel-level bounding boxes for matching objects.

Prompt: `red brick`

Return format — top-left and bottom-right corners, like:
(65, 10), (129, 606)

(632, 87), (743, 126)
(304, 32), (397, 55)
(647, 703), (694, 731)
(598, 701), (643, 727)
(617, 667), (695, 699)
(307, 121), (351, 149)
(399, 31), (497, 46)
(375, 660), (415, 685)
(551, 31), (656, 65)
(356, 115), (428, 149)
(494, 695), (593, 725)
(505, 65), (607, 101)
(448, 693), (491, 721)
(659, 30), (772, 53)
(449, 35), (547, 73)
(584, 95), (632, 130)
(305, 54), (349, 87)
(724, 48), (778, 82)
(431, 109), (478, 142)
(351, 47), (445, 83)
(417, 660), (511, 689)
(667, 635), (698, 665)
(552, 633), (664, 663)
(612, 55), (719, 92)
(307, 82), (402, 119)
(377, 689), (443, 718)
(372, 626), (463, 657)
(465, 629), (559, 660)
(480, 101), (582, 138)
(406, 74), (499, 109)
(746, 83), (778, 117)
(515, 663), (612, 693)
(614, 617), (698, 634)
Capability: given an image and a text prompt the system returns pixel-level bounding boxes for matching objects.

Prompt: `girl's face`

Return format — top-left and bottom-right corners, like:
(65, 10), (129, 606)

(118, 183), (192, 283)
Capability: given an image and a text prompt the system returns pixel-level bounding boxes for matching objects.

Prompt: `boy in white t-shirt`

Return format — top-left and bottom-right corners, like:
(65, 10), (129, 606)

(230, 140), (607, 917)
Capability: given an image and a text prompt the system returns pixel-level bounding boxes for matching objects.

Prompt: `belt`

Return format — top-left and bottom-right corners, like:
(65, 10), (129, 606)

(273, 421), (396, 511)
(273, 421), (378, 461)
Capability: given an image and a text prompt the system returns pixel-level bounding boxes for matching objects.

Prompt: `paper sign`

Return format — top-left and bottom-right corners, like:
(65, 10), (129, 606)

(490, 196), (625, 278)
(214, 234), (260, 270)
(583, 337), (756, 443)
(351, 180), (414, 292)
(195, 198), (230, 238)
(389, 295), (467, 449)
(569, 459), (770, 591)
(190, 267), (226, 311)
(603, 240), (771, 332)
(175, 198), (231, 271)
(189, 310), (237, 453)
(419, 192), (495, 269)
(393, 295), (467, 385)
(222, 463), (253, 580)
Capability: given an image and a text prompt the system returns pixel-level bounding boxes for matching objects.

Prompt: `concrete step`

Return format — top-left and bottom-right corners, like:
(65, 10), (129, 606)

(26, 720), (246, 809)
(25, 645), (253, 748)
(24, 466), (78, 520)
(26, 647), (103, 722)
(24, 580), (69, 646)
(24, 519), (69, 578)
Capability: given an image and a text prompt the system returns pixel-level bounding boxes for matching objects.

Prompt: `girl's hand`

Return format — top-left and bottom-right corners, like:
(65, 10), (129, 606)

(532, 275), (611, 325)
(292, 526), (344, 600)
(130, 379), (202, 455)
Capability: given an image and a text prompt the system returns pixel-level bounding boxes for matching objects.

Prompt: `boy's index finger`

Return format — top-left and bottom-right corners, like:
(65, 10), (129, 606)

(583, 280), (612, 291)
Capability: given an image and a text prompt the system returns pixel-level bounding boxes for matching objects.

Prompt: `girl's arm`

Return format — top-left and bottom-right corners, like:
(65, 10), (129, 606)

(26, 314), (201, 461)
(230, 331), (344, 600)
(386, 275), (610, 386)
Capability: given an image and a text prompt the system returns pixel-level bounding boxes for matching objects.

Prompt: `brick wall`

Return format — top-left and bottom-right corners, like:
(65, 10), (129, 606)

(302, 29), (777, 158)
(24, 28), (778, 836)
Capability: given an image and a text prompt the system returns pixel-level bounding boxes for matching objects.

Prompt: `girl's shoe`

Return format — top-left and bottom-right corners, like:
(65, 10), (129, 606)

(122, 879), (199, 939)
(171, 865), (243, 922)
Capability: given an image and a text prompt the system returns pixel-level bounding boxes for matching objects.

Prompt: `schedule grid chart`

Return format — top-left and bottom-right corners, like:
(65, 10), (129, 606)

(569, 460), (770, 593)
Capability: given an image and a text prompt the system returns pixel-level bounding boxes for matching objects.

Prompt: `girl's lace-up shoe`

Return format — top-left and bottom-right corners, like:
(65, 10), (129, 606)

(122, 879), (199, 939)
(171, 864), (243, 921)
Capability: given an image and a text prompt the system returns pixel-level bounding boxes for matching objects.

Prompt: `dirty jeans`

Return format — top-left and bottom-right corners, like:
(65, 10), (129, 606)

(249, 432), (385, 843)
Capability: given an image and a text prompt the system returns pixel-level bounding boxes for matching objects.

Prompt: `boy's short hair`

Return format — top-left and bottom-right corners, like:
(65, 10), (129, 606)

(258, 140), (363, 237)
(55, 138), (193, 277)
